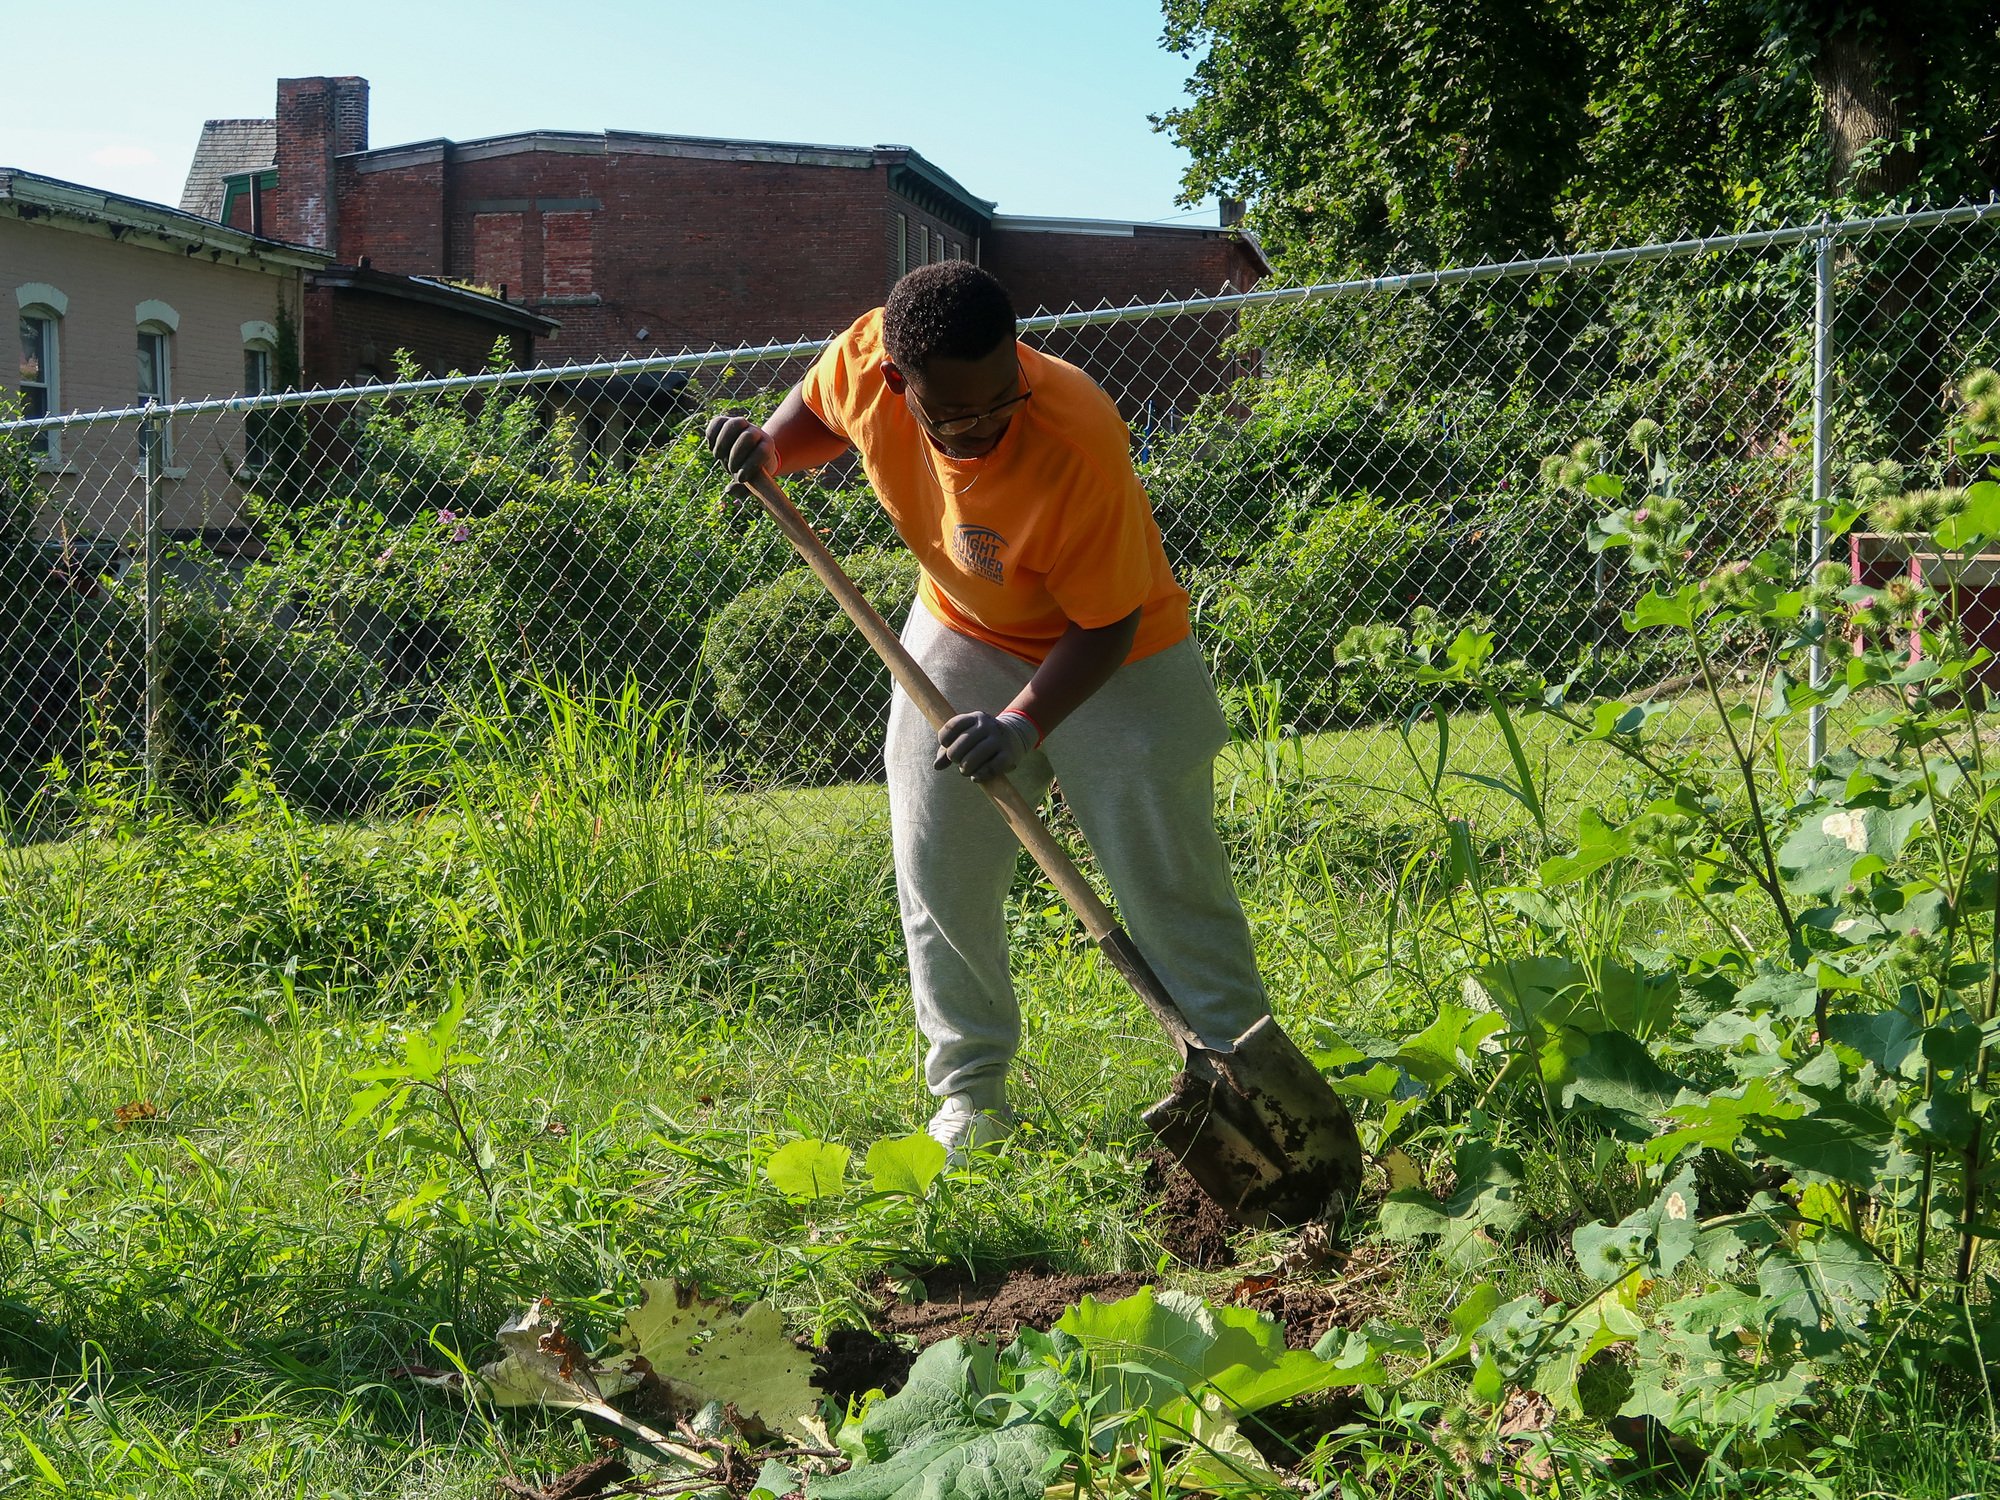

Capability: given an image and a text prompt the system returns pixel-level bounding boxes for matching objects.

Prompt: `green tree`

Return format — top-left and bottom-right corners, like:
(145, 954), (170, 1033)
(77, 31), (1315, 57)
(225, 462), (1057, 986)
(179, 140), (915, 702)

(1157, 0), (2000, 273)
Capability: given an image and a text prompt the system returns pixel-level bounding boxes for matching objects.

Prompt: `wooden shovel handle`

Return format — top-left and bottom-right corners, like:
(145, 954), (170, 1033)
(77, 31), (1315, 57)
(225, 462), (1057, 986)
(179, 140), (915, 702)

(737, 470), (1200, 1049)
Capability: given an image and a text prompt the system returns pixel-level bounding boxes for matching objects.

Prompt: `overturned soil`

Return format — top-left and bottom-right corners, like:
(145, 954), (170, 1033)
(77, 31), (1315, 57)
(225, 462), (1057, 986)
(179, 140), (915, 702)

(1227, 1243), (1401, 1350)
(1141, 1151), (1241, 1268)
(814, 1325), (919, 1404)
(874, 1265), (1152, 1348)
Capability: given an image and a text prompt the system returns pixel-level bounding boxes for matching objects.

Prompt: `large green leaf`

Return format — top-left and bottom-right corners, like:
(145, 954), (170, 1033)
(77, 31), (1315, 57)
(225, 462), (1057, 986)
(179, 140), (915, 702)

(1474, 956), (1678, 1042)
(866, 1133), (947, 1197)
(1777, 802), (1925, 898)
(1393, 1001), (1504, 1086)
(1560, 1029), (1690, 1125)
(816, 1337), (1076, 1500)
(1746, 1097), (1898, 1187)
(1378, 1138), (1526, 1265)
(764, 1138), (851, 1202)
(810, 1423), (1071, 1500)
(1052, 1288), (1366, 1426)
(1756, 1231), (1887, 1345)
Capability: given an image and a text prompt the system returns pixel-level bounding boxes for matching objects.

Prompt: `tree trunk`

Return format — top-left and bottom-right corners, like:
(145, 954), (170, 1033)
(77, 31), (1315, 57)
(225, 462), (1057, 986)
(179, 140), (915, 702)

(1815, 24), (1942, 465)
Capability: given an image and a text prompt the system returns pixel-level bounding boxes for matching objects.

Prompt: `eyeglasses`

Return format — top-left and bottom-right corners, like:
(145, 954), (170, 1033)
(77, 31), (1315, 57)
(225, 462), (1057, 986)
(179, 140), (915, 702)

(906, 383), (1032, 437)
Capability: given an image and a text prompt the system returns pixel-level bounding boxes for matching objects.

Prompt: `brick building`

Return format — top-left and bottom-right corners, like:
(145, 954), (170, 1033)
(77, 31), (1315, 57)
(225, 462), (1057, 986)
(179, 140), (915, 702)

(183, 77), (1265, 415)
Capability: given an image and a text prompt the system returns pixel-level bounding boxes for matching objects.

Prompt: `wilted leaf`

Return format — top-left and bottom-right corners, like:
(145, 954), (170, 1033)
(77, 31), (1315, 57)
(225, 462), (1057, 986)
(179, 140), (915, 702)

(610, 1280), (822, 1443)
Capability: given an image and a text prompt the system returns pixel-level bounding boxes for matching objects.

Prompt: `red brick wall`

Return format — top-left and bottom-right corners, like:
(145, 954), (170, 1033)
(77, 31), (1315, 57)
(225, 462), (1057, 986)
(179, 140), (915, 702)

(472, 211), (525, 293)
(541, 211), (593, 298)
(302, 284), (530, 387)
(403, 149), (897, 361)
(980, 226), (1262, 419)
(338, 156), (446, 269)
(980, 225), (1260, 313)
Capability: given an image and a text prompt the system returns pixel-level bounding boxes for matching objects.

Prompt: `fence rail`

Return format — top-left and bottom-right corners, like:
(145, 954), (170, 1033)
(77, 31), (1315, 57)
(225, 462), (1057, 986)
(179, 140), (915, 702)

(6, 204), (2000, 831)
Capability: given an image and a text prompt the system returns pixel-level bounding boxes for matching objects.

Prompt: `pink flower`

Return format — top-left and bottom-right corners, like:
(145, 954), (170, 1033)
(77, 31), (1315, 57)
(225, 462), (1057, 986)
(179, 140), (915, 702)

(1858, 595), (1877, 611)
(374, 547), (394, 565)
(451, 524), (471, 542)
(1633, 508), (1651, 524)
(436, 508), (458, 524)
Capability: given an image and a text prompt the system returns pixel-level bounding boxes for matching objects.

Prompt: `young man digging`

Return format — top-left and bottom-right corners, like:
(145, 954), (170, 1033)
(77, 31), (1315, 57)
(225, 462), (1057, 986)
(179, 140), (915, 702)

(705, 263), (1270, 1157)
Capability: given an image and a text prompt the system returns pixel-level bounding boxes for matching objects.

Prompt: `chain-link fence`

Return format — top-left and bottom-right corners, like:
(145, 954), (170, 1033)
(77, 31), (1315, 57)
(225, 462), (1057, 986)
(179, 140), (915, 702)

(7, 204), (2000, 837)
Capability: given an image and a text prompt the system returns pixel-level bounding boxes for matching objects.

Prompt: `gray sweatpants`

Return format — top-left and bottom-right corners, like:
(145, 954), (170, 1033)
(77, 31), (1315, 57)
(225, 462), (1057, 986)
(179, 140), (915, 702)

(886, 606), (1270, 1107)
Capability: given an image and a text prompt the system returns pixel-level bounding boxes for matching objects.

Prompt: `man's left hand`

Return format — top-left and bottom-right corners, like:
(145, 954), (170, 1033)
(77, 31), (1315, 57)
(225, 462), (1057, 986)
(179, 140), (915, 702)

(935, 711), (1038, 781)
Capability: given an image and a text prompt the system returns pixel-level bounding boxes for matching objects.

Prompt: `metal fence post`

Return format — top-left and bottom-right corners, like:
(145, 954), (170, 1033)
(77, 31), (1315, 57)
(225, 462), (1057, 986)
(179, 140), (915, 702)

(141, 400), (162, 799)
(1808, 226), (1835, 765)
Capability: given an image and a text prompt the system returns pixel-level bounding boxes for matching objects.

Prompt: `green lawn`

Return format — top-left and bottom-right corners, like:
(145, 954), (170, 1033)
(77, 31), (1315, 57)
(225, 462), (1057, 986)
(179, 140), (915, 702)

(0, 694), (1993, 1499)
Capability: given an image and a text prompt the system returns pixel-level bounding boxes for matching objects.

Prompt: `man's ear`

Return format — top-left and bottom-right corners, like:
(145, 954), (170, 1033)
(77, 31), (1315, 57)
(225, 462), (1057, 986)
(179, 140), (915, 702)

(880, 360), (907, 394)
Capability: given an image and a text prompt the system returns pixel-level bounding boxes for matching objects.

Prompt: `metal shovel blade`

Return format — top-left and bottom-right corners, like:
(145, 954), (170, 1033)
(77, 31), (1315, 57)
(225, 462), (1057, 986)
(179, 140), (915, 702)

(1141, 1013), (1363, 1230)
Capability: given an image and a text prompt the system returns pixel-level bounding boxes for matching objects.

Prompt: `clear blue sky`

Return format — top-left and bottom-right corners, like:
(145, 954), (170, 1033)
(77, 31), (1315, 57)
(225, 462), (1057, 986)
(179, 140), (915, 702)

(4, 0), (1218, 227)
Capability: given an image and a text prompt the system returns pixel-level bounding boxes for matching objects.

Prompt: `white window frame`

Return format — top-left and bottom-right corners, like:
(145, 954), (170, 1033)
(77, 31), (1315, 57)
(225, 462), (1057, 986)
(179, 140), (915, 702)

(241, 320), (278, 472)
(14, 282), (66, 466)
(896, 212), (909, 278)
(136, 300), (180, 474)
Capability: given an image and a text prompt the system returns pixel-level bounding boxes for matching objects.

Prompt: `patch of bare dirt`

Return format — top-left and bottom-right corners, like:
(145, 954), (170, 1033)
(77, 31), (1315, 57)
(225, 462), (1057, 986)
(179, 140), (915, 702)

(1227, 1242), (1402, 1350)
(1140, 1151), (1240, 1268)
(874, 1265), (1151, 1347)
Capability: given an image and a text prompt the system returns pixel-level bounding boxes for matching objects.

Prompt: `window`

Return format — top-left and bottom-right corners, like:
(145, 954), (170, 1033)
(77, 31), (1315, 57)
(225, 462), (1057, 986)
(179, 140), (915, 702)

(17, 313), (56, 459)
(948, 240), (961, 261)
(243, 345), (273, 469)
(138, 326), (172, 469)
(241, 319), (277, 470)
(918, 225), (930, 264)
(896, 212), (909, 277)
(13, 282), (64, 462)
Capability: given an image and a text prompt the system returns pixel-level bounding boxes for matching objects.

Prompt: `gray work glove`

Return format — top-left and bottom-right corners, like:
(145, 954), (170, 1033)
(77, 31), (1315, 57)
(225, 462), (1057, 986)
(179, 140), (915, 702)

(936, 710), (1039, 782)
(703, 413), (778, 484)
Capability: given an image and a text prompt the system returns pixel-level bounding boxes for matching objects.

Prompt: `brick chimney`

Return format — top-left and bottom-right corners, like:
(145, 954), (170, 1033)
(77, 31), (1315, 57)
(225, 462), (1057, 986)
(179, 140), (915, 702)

(272, 76), (369, 253)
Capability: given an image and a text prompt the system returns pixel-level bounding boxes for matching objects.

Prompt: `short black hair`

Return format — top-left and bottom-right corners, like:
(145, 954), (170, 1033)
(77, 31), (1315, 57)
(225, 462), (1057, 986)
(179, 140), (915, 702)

(883, 262), (1017, 372)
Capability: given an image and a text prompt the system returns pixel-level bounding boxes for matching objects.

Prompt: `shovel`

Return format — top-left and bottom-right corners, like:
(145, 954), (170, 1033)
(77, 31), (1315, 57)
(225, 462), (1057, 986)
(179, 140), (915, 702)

(733, 469), (1363, 1228)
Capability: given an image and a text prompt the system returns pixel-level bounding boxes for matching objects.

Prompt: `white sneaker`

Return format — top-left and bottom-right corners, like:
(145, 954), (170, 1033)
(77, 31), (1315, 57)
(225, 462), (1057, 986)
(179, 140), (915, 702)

(926, 1095), (1017, 1162)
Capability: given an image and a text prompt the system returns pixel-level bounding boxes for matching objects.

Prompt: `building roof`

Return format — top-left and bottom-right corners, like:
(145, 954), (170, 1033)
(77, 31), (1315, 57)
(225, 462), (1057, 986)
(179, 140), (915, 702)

(306, 263), (560, 336)
(0, 167), (328, 271)
(989, 214), (1271, 277)
(181, 118), (276, 218)
(343, 127), (998, 227)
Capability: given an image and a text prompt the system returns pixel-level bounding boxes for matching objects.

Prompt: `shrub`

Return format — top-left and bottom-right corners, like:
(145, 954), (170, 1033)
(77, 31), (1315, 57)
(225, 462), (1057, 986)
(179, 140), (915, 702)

(703, 548), (918, 785)
(1192, 493), (1452, 727)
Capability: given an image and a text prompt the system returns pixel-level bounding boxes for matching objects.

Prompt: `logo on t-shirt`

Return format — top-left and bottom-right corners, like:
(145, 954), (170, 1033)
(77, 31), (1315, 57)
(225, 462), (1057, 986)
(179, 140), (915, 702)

(951, 524), (1007, 584)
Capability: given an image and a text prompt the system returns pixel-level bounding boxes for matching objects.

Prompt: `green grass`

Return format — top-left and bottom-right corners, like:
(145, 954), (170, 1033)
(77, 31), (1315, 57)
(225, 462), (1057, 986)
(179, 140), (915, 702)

(1, 692), (1994, 1499)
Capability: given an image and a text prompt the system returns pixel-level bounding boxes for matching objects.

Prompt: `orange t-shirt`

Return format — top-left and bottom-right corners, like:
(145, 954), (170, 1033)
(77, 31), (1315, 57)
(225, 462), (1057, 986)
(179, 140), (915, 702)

(799, 309), (1190, 665)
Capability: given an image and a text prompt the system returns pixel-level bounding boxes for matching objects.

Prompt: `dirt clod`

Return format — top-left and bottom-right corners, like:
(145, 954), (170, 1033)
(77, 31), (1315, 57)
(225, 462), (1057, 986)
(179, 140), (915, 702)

(814, 1326), (917, 1403)
(875, 1265), (1151, 1348)
(1141, 1151), (1240, 1268)
(497, 1453), (632, 1500)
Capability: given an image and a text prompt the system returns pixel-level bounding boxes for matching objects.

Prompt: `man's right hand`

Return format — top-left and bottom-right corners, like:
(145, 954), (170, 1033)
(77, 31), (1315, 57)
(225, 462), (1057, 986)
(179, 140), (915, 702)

(704, 413), (779, 484)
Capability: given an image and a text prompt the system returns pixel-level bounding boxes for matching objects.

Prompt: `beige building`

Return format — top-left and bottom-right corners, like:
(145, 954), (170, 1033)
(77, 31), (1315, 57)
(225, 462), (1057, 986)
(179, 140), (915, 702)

(4, 168), (329, 542)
